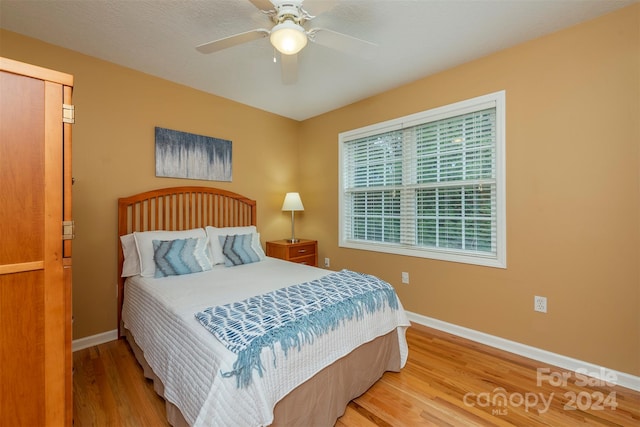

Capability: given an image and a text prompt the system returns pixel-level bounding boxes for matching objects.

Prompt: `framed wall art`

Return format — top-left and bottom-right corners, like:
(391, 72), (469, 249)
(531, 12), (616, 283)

(155, 127), (232, 182)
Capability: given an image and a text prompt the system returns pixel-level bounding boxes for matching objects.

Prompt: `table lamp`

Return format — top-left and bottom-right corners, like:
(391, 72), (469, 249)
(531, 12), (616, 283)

(281, 192), (304, 243)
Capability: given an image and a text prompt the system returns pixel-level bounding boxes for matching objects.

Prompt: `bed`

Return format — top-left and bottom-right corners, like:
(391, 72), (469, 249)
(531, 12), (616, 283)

(117, 186), (410, 426)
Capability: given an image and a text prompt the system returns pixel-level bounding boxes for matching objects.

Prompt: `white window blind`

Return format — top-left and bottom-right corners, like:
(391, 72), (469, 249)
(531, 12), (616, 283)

(339, 91), (506, 268)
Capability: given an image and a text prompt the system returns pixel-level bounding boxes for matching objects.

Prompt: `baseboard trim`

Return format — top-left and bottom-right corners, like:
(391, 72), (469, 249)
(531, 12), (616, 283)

(72, 329), (118, 352)
(406, 311), (640, 392)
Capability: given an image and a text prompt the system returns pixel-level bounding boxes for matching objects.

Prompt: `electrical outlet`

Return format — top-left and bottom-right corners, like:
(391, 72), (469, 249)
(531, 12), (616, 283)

(534, 296), (547, 313)
(324, 257), (330, 268)
(401, 272), (409, 284)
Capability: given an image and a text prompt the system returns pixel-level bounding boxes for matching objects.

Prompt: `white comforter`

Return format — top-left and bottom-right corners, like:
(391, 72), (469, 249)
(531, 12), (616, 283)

(122, 257), (410, 427)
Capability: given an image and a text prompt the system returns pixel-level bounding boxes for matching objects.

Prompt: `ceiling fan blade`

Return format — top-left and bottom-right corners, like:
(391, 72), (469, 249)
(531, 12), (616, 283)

(309, 28), (377, 60)
(280, 53), (298, 85)
(248, 0), (275, 12)
(196, 29), (270, 54)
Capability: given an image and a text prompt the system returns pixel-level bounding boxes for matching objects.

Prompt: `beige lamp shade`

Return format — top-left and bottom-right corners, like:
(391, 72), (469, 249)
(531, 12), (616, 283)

(281, 192), (304, 211)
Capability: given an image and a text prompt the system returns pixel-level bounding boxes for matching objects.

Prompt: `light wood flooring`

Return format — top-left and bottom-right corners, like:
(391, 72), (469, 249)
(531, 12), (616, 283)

(73, 323), (640, 426)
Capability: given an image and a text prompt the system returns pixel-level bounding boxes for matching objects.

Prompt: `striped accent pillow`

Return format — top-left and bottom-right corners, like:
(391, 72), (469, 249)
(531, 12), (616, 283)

(219, 233), (261, 267)
(152, 237), (213, 278)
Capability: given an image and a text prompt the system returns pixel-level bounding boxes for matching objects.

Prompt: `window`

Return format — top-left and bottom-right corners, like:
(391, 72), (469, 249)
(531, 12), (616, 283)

(339, 91), (506, 268)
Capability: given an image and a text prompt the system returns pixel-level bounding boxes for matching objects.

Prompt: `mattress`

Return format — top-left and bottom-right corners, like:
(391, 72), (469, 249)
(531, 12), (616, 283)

(122, 257), (410, 427)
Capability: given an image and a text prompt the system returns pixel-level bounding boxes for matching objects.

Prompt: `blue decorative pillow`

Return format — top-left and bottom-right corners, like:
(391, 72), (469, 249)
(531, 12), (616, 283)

(152, 237), (213, 278)
(219, 233), (261, 267)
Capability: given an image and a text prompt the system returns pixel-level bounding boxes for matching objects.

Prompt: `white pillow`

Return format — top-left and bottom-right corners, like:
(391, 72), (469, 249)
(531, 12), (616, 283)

(253, 232), (267, 259)
(205, 226), (264, 265)
(134, 228), (208, 277)
(120, 233), (141, 277)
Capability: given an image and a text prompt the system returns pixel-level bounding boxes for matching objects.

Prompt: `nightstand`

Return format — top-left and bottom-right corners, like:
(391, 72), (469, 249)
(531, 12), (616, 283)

(266, 239), (318, 267)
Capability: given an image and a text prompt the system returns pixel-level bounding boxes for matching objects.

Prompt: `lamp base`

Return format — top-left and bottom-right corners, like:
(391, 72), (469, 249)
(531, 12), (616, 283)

(286, 238), (300, 243)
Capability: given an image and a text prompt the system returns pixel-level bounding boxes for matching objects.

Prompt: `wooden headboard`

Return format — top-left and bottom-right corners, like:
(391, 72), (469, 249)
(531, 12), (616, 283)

(117, 186), (257, 336)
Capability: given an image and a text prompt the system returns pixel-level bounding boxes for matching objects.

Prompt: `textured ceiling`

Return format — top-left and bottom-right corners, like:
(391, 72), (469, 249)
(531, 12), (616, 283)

(1, 0), (635, 120)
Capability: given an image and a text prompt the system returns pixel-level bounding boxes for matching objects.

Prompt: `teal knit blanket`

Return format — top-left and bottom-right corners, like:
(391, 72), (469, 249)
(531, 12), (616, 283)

(195, 269), (399, 388)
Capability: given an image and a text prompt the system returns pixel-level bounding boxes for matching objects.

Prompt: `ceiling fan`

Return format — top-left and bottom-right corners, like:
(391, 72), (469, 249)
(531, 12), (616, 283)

(196, 0), (377, 84)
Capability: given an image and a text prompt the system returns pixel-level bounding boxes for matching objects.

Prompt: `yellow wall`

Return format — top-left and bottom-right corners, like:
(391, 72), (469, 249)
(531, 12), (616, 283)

(1, 4), (638, 376)
(1, 30), (301, 340)
(301, 4), (639, 376)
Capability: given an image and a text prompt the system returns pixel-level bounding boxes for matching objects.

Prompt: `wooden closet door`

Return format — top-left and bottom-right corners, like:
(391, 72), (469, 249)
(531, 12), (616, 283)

(0, 60), (71, 426)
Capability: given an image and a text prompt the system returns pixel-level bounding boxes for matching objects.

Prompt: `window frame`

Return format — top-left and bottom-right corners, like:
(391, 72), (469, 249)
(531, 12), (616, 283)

(338, 91), (506, 268)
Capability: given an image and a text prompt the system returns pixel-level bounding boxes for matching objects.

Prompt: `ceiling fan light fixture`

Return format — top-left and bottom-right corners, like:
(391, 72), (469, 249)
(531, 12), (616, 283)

(270, 20), (307, 55)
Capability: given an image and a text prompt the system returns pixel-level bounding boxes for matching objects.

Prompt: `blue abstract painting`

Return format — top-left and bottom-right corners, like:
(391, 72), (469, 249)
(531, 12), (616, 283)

(155, 127), (232, 181)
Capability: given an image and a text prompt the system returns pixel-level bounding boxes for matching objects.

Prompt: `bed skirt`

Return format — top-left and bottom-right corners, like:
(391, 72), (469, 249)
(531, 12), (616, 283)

(125, 328), (402, 426)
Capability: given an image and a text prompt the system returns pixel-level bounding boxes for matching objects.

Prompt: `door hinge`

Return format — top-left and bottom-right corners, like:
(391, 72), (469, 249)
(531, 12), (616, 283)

(62, 220), (75, 240)
(63, 104), (75, 124)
